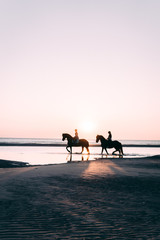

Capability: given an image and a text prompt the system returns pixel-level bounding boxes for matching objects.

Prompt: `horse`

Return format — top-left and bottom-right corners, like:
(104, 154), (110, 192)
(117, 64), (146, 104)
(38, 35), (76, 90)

(62, 133), (90, 154)
(96, 135), (123, 156)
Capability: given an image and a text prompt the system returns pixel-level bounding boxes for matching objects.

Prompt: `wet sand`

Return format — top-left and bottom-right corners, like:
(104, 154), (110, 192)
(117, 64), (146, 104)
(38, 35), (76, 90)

(0, 156), (160, 239)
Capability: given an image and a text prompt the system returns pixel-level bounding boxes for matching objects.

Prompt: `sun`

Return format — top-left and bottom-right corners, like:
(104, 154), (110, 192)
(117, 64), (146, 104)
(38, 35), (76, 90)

(80, 121), (95, 133)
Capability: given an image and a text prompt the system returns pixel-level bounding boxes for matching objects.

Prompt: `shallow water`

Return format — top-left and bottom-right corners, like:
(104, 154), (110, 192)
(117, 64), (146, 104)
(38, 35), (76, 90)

(0, 138), (160, 165)
(0, 145), (160, 165)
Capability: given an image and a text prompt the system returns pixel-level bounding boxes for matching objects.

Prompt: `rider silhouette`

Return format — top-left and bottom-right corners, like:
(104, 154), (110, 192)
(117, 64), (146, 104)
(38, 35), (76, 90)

(73, 129), (79, 144)
(107, 131), (112, 141)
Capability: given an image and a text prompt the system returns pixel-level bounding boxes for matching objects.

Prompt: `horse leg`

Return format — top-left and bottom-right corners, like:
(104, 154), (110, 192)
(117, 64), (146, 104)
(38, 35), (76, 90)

(66, 146), (70, 153)
(119, 150), (123, 157)
(118, 147), (123, 156)
(101, 148), (104, 154)
(105, 148), (109, 155)
(81, 146), (84, 153)
(118, 149), (122, 156)
(112, 149), (117, 155)
(70, 147), (72, 154)
(86, 147), (90, 154)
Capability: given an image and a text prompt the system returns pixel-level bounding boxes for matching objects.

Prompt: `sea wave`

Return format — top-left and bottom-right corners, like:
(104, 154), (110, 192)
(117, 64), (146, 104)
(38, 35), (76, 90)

(0, 138), (160, 147)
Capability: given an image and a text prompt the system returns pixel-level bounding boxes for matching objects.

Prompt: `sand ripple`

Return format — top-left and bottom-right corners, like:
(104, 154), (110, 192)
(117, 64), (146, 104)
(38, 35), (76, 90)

(0, 172), (160, 239)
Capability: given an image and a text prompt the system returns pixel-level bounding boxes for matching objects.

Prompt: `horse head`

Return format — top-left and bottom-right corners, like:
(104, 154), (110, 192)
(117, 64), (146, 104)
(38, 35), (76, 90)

(62, 133), (67, 141)
(96, 135), (105, 143)
(96, 135), (100, 143)
(62, 133), (72, 141)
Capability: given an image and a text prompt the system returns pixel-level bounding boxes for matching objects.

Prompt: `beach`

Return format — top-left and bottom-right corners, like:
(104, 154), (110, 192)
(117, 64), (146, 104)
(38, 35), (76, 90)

(1, 0), (160, 238)
(0, 156), (160, 239)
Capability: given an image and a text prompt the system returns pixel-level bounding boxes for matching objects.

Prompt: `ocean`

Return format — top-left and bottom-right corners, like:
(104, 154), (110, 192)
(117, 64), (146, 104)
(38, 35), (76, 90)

(0, 138), (160, 165)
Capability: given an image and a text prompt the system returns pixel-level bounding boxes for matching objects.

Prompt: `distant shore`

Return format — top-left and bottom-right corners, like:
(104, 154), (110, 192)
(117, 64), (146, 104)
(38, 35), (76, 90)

(0, 142), (160, 147)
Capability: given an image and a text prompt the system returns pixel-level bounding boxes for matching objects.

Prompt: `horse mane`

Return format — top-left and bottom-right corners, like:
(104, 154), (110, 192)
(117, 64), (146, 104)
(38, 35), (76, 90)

(98, 135), (106, 140)
(62, 133), (73, 138)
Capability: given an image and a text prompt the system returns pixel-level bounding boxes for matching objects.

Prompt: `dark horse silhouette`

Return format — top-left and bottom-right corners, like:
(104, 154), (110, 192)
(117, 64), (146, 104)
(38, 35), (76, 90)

(96, 135), (123, 156)
(62, 133), (90, 154)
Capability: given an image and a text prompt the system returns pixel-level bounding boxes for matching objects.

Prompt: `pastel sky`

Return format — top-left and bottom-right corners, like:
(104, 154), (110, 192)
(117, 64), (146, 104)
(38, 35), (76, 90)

(0, 0), (160, 140)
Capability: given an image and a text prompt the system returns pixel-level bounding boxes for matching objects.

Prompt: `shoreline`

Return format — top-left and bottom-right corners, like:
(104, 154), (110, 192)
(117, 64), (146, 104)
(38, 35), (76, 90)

(0, 143), (160, 147)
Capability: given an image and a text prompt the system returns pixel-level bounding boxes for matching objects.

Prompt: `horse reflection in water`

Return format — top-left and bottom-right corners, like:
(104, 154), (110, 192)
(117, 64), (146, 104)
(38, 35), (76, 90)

(62, 133), (90, 154)
(66, 154), (90, 163)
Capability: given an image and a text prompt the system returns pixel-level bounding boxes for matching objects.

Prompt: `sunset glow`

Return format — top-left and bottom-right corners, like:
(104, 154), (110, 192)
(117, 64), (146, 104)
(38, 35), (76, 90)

(80, 121), (95, 133)
(0, 1), (160, 140)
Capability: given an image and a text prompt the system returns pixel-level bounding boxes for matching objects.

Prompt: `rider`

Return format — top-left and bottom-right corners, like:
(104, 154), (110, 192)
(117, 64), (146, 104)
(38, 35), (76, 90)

(73, 129), (79, 144)
(107, 131), (112, 141)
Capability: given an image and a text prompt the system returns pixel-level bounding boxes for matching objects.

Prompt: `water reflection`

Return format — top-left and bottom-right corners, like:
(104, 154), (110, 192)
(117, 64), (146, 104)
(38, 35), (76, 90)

(66, 153), (90, 163)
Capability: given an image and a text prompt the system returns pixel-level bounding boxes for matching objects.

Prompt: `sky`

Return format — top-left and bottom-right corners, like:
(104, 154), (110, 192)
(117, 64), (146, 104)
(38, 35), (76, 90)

(0, 0), (160, 140)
